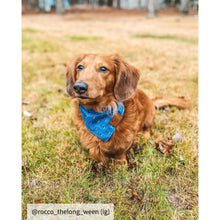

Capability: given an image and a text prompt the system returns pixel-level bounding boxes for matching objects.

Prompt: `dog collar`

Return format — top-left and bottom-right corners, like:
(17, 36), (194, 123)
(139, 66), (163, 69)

(79, 103), (124, 142)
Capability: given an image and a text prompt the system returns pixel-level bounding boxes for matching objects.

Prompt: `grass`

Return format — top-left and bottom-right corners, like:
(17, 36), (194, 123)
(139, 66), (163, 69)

(133, 34), (198, 44)
(22, 12), (198, 220)
(70, 36), (103, 41)
(22, 36), (60, 53)
(22, 28), (40, 33)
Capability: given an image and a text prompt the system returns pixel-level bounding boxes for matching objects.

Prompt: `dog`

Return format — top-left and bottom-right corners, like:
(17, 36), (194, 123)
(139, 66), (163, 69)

(66, 54), (188, 164)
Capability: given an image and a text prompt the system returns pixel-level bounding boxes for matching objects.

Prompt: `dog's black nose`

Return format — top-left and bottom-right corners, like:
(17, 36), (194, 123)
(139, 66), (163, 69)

(73, 81), (88, 94)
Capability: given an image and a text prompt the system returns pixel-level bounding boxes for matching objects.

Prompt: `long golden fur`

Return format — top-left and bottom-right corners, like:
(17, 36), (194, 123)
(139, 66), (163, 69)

(66, 54), (187, 164)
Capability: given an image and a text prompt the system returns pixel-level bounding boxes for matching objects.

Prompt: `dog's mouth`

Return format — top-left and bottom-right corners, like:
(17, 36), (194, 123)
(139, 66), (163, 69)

(76, 95), (102, 101)
(76, 96), (92, 100)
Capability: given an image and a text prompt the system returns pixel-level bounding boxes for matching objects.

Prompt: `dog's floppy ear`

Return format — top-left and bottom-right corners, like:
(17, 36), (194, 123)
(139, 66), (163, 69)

(66, 54), (87, 97)
(111, 54), (140, 102)
(66, 62), (76, 98)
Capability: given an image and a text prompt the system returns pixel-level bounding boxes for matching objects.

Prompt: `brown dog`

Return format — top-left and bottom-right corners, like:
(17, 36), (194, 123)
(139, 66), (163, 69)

(66, 54), (188, 164)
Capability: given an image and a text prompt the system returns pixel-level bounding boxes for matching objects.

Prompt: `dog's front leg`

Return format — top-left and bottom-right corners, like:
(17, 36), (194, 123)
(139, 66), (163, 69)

(115, 153), (127, 165)
(89, 146), (109, 163)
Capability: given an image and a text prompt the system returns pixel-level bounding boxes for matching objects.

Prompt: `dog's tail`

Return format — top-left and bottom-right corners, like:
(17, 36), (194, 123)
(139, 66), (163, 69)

(152, 96), (190, 109)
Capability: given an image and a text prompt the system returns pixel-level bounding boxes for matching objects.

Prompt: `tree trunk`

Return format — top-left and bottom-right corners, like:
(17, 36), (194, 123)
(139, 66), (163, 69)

(23, 0), (38, 9)
(107, 0), (113, 7)
(148, 0), (156, 17)
(180, 0), (189, 13)
(138, 0), (141, 9)
(70, 0), (77, 4)
(99, 0), (105, 6)
(117, 0), (121, 9)
(56, 0), (65, 14)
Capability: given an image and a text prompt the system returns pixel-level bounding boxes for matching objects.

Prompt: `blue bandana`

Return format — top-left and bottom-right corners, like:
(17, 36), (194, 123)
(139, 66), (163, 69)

(79, 103), (124, 142)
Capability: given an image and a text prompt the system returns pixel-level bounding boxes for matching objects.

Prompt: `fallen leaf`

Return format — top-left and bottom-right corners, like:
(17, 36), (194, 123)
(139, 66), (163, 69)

(127, 161), (138, 170)
(42, 98), (48, 104)
(91, 162), (106, 176)
(31, 179), (36, 188)
(34, 199), (44, 204)
(134, 144), (145, 154)
(23, 110), (32, 117)
(51, 62), (67, 68)
(60, 63), (67, 67)
(163, 106), (170, 112)
(22, 100), (30, 105)
(60, 73), (65, 78)
(168, 193), (185, 210)
(178, 96), (185, 99)
(155, 140), (174, 156)
(149, 140), (155, 145)
(127, 147), (134, 156)
(129, 186), (142, 202)
(45, 105), (52, 109)
(179, 156), (185, 165)
(172, 133), (182, 142)
(184, 204), (194, 210)
(22, 165), (30, 173)
(30, 115), (37, 120)
(57, 88), (63, 93)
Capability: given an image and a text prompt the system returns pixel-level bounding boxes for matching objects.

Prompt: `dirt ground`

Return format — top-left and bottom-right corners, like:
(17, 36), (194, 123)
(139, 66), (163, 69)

(22, 8), (198, 40)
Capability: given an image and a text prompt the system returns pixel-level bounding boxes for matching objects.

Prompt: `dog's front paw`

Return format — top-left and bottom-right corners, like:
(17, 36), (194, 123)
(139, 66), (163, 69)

(115, 153), (128, 166)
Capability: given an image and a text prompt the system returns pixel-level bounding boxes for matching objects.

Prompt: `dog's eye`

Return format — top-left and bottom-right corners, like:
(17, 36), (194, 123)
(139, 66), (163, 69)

(77, 65), (84, 70)
(99, 66), (108, 72)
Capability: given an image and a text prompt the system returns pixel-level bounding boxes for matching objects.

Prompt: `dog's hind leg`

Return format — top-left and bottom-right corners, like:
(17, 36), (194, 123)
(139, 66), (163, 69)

(142, 124), (151, 139)
(141, 105), (155, 140)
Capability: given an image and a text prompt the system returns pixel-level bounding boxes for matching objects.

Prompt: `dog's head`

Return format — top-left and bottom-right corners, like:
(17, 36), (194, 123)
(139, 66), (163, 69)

(66, 54), (140, 104)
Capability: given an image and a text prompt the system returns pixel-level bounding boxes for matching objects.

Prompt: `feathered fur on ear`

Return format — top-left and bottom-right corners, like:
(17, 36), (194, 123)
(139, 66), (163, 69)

(111, 54), (140, 101)
(66, 62), (76, 98)
(66, 54), (88, 98)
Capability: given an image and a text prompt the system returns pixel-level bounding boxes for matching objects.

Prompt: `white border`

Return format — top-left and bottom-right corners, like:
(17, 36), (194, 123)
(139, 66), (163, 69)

(199, 0), (220, 219)
(0, 1), (21, 219)
(1, 0), (220, 219)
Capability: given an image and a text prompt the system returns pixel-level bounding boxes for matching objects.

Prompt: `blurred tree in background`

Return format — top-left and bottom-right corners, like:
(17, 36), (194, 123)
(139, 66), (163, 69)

(106, 0), (113, 6)
(117, 0), (120, 9)
(180, 0), (190, 13)
(148, 0), (156, 17)
(56, 0), (65, 14)
(22, 0), (38, 9)
(22, 0), (198, 14)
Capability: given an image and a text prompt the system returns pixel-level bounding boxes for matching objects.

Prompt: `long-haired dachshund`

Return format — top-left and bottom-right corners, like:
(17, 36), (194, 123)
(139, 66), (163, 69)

(66, 54), (188, 164)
